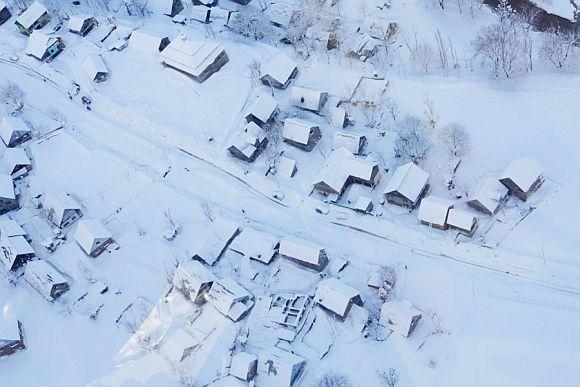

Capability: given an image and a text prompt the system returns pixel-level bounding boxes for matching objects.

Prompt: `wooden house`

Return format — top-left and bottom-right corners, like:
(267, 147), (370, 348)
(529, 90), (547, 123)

(290, 86), (327, 113)
(447, 208), (478, 237)
(418, 196), (454, 229)
(278, 237), (328, 272)
(129, 30), (170, 54)
(499, 157), (544, 201)
(0, 234), (34, 271)
(245, 93), (278, 128)
(260, 53), (298, 89)
(191, 5), (212, 24)
(379, 299), (422, 338)
(0, 2), (11, 25)
(467, 177), (509, 216)
(68, 15), (97, 36)
(277, 156), (297, 178)
(44, 193), (82, 228)
(257, 348), (306, 387)
(383, 162), (429, 208)
(227, 122), (268, 163)
(0, 317), (25, 358)
(282, 118), (321, 151)
(230, 352), (258, 382)
(160, 39), (229, 82)
(0, 116), (31, 147)
(171, 260), (216, 304)
(83, 54), (110, 83)
(74, 219), (114, 257)
(24, 260), (70, 301)
(229, 227), (279, 264)
(25, 31), (65, 62)
(1, 147), (32, 179)
(314, 277), (363, 319)
(148, 0), (184, 17)
(0, 174), (18, 215)
(206, 278), (255, 322)
(332, 131), (366, 155)
(14, 1), (48, 35)
(327, 106), (348, 128)
(191, 218), (239, 265)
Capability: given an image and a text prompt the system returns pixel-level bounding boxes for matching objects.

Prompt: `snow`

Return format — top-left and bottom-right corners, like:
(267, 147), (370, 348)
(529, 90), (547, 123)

(68, 16), (91, 33)
(379, 299), (422, 338)
(7, 235), (34, 256)
(43, 193), (82, 227)
(314, 277), (360, 318)
(327, 106), (347, 128)
(24, 259), (68, 300)
(230, 351), (257, 381)
(191, 218), (239, 265)
(0, 219), (27, 238)
(0, 174), (15, 199)
(74, 219), (112, 256)
(499, 157), (544, 193)
(0, 2), (7, 12)
(172, 260), (216, 302)
(245, 93), (278, 126)
(533, 0), (576, 20)
(417, 195), (455, 227)
(277, 156), (297, 178)
(257, 347), (306, 387)
(0, 316), (20, 342)
(467, 177), (509, 215)
(332, 131), (364, 154)
(160, 39), (227, 81)
(15, 1), (46, 30)
(384, 162), (429, 204)
(129, 30), (169, 54)
(282, 118), (317, 146)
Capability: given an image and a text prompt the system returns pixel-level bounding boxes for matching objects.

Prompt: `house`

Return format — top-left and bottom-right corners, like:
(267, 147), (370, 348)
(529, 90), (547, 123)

(379, 299), (422, 338)
(447, 208), (478, 237)
(245, 93), (278, 128)
(290, 86), (327, 113)
(278, 237), (328, 272)
(160, 39), (229, 82)
(14, 1), (48, 35)
(312, 148), (381, 202)
(129, 30), (170, 54)
(0, 234), (35, 271)
(282, 118), (321, 151)
(0, 2), (11, 26)
(332, 131), (366, 155)
(192, 218), (240, 265)
(83, 55), (110, 83)
(68, 15), (97, 36)
(25, 31), (65, 62)
(499, 157), (544, 201)
(0, 317), (25, 358)
(260, 53), (298, 89)
(0, 219), (29, 241)
(227, 122), (268, 163)
(383, 162), (429, 208)
(277, 156), (297, 178)
(44, 193), (82, 228)
(1, 147), (32, 178)
(347, 33), (379, 61)
(24, 260), (70, 301)
(0, 116), (31, 147)
(418, 196), (454, 229)
(354, 196), (373, 213)
(206, 278), (255, 322)
(192, 0), (217, 6)
(0, 175), (18, 215)
(230, 352), (258, 382)
(267, 3), (296, 28)
(229, 227), (279, 264)
(467, 177), (509, 216)
(191, 5), (211, 23)
(172, 260), (216, 303)
(148, 0), (184, 17)
(74, 219), (114, 257)
(257, 348), (306, 387)
(314, 278), (363, 319)
(327, 106), (348, 128)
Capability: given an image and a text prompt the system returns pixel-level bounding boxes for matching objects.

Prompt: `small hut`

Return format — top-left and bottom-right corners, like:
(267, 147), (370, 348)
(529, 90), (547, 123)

(499, 157), (544, 201)
(0, 116), (31, 147)
(467, 177), (509, 216)
(74, 219), (114, 257)
(0, 317), (25, 358)
(278, 237), (328, 272)
(314, 278), (363, 319)
(447, 208), (478, 237)
(14, 1), (48, 35)
(25, 31), (64, 62)
(417, 196), (454, 229)
(171, 260), (216, 304)
(44, 193), (83, 228)
(0, 174), (18, 215)
(282, 118), (321, 151)
(68, 15), (97, 36)
(260, 53), (298, 89)
(83, 55), (110, 83)
(257, 348), (306, 387)
(24, 260), (70, 301)
(290, 86), (327, 113)
(379, 299), (422, 338)
(245, 94), (278, 128)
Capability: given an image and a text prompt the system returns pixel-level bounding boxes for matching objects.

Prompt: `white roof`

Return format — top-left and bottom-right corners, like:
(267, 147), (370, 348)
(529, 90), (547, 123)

(327, 106), (347, 128)
(0, 316), (20, 342)
(7, 235), (34, 256)
(418, 196), (454, 226)
(44, 193), (81, 226)
(332, 131), (364, 154)
(447, 208), (476, 231)
(290, 86), (325, 112)
(74, 219), (111, 255)
(278, 237), (324, 266)
(230, 122), (266, 156)
(282, 118), (317, 145)
(16, 1), (47, 30)
(0, 219), (26, 238)
(25, 31), (58, 59)
(500, 157), (544, 192)
(147, 0), (179, 15)
(258, 347), (305, 386)
(68, 15), (92, 33)
(172, 260), (216, 299)
(384, 162), (429, 203)
(246, 93), (278, 124)
(355, 196), (372, 212)
(130, 30), (168, 54)
(25, 259), (68, 298)
(379, 299), (422, 337)
(0, 117), (30, 146)
(0, 2), (7, 12)
(230, 352), (257, 380)
(160, 39), (226, 79)
(1, 147), (31, 174)
(469, 177), (508, 214)
(261, 53), (297, 85)
(207, 278), (252, 319)
(160, 328), (197, 363)
(314, 277), (360, 317)
(229, 227), (279, 264)
(0, 234), (32, 270)
(277, 156), (296, 178)
(83, 55), (109, 81)
(314, 148), (377, 194)
(0, 174), (15, 199)
(267, 2), (295, 27)
(192, 218), (239, 265)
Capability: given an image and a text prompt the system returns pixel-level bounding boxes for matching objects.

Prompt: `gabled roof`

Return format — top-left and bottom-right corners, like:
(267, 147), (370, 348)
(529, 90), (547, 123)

(0, 117), (30, 146)
(207, 278), (253, 320)
(0, 316), (20, 342)
(0, 234), (32, 270)
(172, 260), (216, 296)
(74, 219), (111, 254)
(25, 259), (68, 294)
(0, 1), (8, 12)
(68, 15), (92, 33)
(469, 177), (508, 214)
(130, 30), (169, 54)
(44, 193), (81, 226)
(418, 196), (454, 225)
(245, 93), (278, 124)
(83, 54), (109, 81)
(266, 2), (295, 27)
(499, 157), (544, 192)
(314, 277), (360, 317)
(314, 148), (378, 195)
(290, 86), (325, 112)
(160, 39), (226, 79)
(332, 131), (364, 154)
(278, 237), (324, 266)
(25, 31), (59, 59)
(447, 208), (476, 231)
(379, 299), (422, 337)
(0, 219), (26, 238)
(277, 156), (296, 178)
(0, 174), (15, 199)
(148, 0), (180, 15)
(1, 147), (31, 174)
(192, 218), (239, 265)
(261, 53), (297, 85)
(229, 227), (279, 264)
(16, 1), (47, 30)
(282, 118), (317, 145)
(383, 162), (429, 203)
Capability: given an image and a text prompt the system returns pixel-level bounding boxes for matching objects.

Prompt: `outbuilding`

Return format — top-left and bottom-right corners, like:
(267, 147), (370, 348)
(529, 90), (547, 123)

(15, 1), (48, 35)
(227, 122), (268, 163)
(0, 234), (34, 271)
(332, 131), (366, 155)
(327, 106), (348, 128)
(383, 162), (429, 208)
(0, 116), (32, 147)
(148, 0), (184, 17)
(192, 218), (240, 265)
(257, 348), (306, 387)
(160, 39), (229, 82)
(44, 193), (83, 228)
(191, 5), (211, 23)
(207, 278), (255, 322)
(172, 260), (216, 304)
(0, 317), (25, 358)
(74, 219), (114, 257)
(379, 299), (422, 338)
(467, 177), (509, 216)
(83, 55), (110, 83)
(0, 2), (12, 26)
(266, 2), (296, 28)
(25, 31), (64, 61)
(260, 53), (298, 89)
(314, 277), (363, 319)
(0, 219), (28, 240)
(499, 157), (544, 201)
(418, 196), (454, 229)
(290, 86), (327, 113)
(229, 227), (279, 264)
(245, 93), (278, 128)
(447, 208), (478, 237)
(1, 147), (32, 178)
(277, 156), (297, 178)
(68, 15), (97, 36)
(0, 174), (18, 215)
(129, 30), (170, 54)
(24, 260), (70, 301)
(282, 118), (321, 151)
(230, 352), (258, 382)
(278, 237), (328, 272)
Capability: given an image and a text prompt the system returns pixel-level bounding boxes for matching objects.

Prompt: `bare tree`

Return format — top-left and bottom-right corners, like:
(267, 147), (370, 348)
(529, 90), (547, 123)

(313, 371), (353, 387)
(540, 28), (578, 70)
(423, 94), (438, 129)
(439, 122), (471, 157)
(200, 200), (215, 222)
(472, 21), (522, 78)
(377, 368), (399, 387)
(229, 7), (273, 41)
(1, 80), (25, 113)
(393, 116), (431, 164)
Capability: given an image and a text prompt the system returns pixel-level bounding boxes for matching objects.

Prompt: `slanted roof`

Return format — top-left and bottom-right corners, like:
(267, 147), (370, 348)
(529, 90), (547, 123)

(418, 196), (454, 226)
(0, 117), (30, 146)
(383, 162), (429, 203)
(1, 147), (31, 174)
(314, 277), (360, 317)
(44, 193), (81, 226)
(278, 237), (324, 266)
(0, 219), (26, 238)
(327, 106), (347, 128)
(261, 53), (297, 85)
(447, 208), (476, 231)
(16, 1), (47, 30)
(207, 278), (253, 320)
(258, 347), (305, 385)
(229, 122), (266, 159)
(130, 30), (169, 54)
(25, 31), (59, 59)
(469, 177), (508, 215)
(230, 351), (257, 380)
(172, 260), (216, 300)
(332, 131), (364, 154)
(290, 86), (325, 112)
(267, 2), (295, 27)
(68, 15), (92, 33)
(83, 55), (109, 81)
(192, 218), (239, 265)
(277, 156), (296, 178)
(159, 328), (198, 363)
(160, 39), (226, 79)
(7, 235), (34, 256)
(148, 0), (180, 15)
(246, 93), (278, 124)
(314, 148), (378, 195)
(25, 259), (68, 295)
(229, 227), (279, 264)
(379, 299), (422, 337)
(500, 157), (544, 192)
(282, 118), (317, 146)
(74, 219), (111, 254)
(355, 196), (372, 212)
(0, 234), (32, 270)
(0, 2), (7, 12)
(0, 316), (20, 342)
(0, 174), (15, 200)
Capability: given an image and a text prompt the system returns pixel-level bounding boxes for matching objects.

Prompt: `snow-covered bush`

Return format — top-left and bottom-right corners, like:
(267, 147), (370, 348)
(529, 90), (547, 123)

(377, 368), (399, 387)
(439, 122), (470, 157)
(393, 116), (431, 164)
(540, 28), (578, 70)
(229, 7), (273, 41)
(313, 371), (353, 387)
(1, 80), (25, 114)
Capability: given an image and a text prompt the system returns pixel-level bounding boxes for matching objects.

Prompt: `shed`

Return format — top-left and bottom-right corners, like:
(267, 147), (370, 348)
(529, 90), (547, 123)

(129, 30), (170, 54)
(0, 2), (11, 26)
(290, 86), (327, 113)
(278, 237), (328, 272)
(245, 93), (278, 128)
(44, 193), (82, 228)
(0, 174), (18, 215)
(159, 328), (198, 363)
(83, 55), (110, 83)
(0, 219), (28, 240)
(418, 196), (454, 229)
(172, 260), (216, 303)
(379, 299), (422, 338)
(447, 208), (478, 237)
(15, 1), (48, 35)
(0, 317), (25, 358)
(1, 147), (32, 178)
(25, 31), (64, 61)
(0, 116), (31, 147)
(260, 53), (298, 89)
(24, 260), (70, 301)
(327, 106), (348, 128)
(267, 2), (296, 28)
(282, 118), (321, 151)
(354, 196), (373, 213)
(314, 277), (362, 319)
(499, 157), (544, 201)
(160, 39), (229, 82)
(74, 219), (113, 257)
(227, 122), (268, 163)
(207, 278), (255, 322)
(277, 156), (297, 178)
(467, 177), (509, 215)
(332, 131), (366, 155)
(229, 227), (279, 264)
(257, 348), (306, 387)
(68, 15), (97, 36)
(192, 218), (240, 265)
(230, 352), (258, 382)
(383, 162), (429, 208)
(192, 0), (217, 6)
(0, 234), (34, 271)
(191, 5), (211, 23)
(148, 0), (184, 17)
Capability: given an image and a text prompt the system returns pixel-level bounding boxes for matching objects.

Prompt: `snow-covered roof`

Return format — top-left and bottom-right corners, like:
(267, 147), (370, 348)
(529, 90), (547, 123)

(418, 196), (454, 226)
(355, 196), (372, 212)
(1, 147), (31, 174)
(192, 218), (239, 265)
(267, 2), (295, 27)
(245, 93), (278, 125)
(160, 39), (226, 79)
(261, 53), (297, 86)
(0, 219), (26, 238)
(0, 316), (20, 342)
(282, 118), (317, 145)
(191, 5), (211, 22)
(159, 328), (198, 363)
(0, 2), (7, 12)
(148, 0), (180, 15)
(230, 122), (266, 157)
(25, 31), (59, 59)
(74, 219), (112, 255)
(277, 156), (296, 178)
(258, 347), (305, 386)
(314, 277), (360, 317)
(290, 86), (326, 112)
(172, 260), (216, 302)
(0, 174), (15, 200)
(16, 1), (47, 30)
(207, 278), (253, 321)
(351, 76), (388, 105)
(24, 259), (68, 298)
(129, 30), (168, 54)
(278, 237), (324, 266)
(229, 227), (279, 264)
(230, 351), (257, 381)
(83, 55), (109, 81)
(68, 15), (92, 33)
(468, 177), (508, 215)
(383, 162), (429, 203)
(332, 131), (364, 154)
(44, 193), (82, 226)
(327, 106), (347, 128)
(499, 157), (544, 192)
(447, 208), (476, 231)
(314, 148), (378, 195)
(0, 117), (30, 146)
(379, 299), (422, 337)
